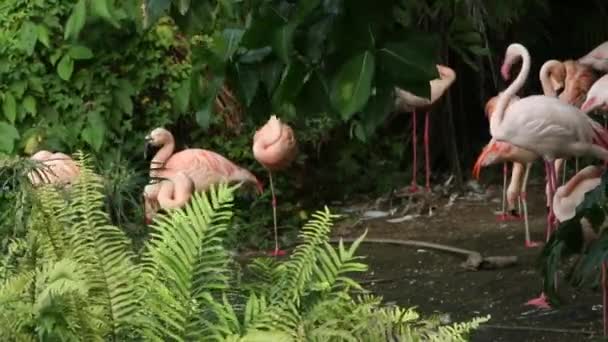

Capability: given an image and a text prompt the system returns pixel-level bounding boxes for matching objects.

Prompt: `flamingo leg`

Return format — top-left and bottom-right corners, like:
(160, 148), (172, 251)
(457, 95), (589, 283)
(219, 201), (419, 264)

(521, 163), (540, 248)
(575, 157), (579, 173)
(497, 162), (508, 221)
(409, 111), (419, 192)
(424, 111), (431, 192)
(267, 171), (286, 257)
(548, 160), (558, 237)
(603, 261), (608, 336)
(561, 159), (567, 185)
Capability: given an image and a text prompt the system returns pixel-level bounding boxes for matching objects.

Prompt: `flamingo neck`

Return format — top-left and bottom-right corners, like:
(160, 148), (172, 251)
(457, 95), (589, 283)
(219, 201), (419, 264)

(152, 136), (175, 168)
(157, 176), (192, 209)
(492, 45), (531, 132)
(539, 60), (561, 97)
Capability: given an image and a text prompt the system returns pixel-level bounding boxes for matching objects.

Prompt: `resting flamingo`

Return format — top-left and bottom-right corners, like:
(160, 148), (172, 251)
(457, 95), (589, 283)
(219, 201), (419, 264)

(493, 43), (608, 308)
(578, 41), (608, 73)
(395, 64), (456, 193)
(551, 165), (607, 336)
(27, 150), (80, 186)
(253, 115), (298, 257)
(144, 127), (263, 223)
(143, 171), (195, 222)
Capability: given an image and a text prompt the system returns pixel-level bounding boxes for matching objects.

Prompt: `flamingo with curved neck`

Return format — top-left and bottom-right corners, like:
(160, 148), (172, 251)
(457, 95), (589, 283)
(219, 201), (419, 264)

(253, 115), (298, 257)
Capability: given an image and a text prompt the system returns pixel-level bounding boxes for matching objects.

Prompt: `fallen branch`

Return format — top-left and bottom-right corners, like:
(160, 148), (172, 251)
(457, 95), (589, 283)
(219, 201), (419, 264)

(328, 237), (517, 271)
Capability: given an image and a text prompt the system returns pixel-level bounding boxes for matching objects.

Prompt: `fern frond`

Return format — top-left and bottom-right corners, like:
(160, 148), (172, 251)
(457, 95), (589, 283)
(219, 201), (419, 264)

(139, 182), (238, 341)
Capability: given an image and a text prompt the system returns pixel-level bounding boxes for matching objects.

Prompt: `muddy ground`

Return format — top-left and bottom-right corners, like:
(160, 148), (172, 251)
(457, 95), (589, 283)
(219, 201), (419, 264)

(330, 179), (605, 342)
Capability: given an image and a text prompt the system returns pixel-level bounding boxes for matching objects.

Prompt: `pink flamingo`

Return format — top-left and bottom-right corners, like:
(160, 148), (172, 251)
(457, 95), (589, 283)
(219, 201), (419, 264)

(581, 74), (608, 113)
(143, 171), (196, 222)
(578, 41), (608, 72)
(552, 165), (607, 336)
(252, 115), (298, 257)
(395, 64), (456, 193)
(559, 60), (598, 109)
(473, 139), (542, 247)
(144, 127), (263, 223)
(493, 43), (608, 308)
(27, 150), (80, 186)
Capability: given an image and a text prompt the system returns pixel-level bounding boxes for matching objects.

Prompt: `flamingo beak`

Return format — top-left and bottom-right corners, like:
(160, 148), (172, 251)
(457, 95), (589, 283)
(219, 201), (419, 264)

(472, 144), (495, 180)
(144, 136), (155, 161)
(581, 96), (597, 113)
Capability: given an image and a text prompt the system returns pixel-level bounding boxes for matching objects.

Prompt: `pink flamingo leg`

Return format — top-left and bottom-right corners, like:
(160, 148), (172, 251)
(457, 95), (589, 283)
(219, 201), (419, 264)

(521, 163), (541, 248)
(424, 111), (431, 192)
(603, 261), (608, 336)
(267, 171), (286, 257)
(497, 163), (508, 222)
(409, 111), (419, 192)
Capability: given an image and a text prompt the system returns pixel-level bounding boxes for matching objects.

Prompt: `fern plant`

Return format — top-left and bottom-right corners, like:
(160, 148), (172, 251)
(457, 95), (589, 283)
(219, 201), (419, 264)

(0, 153), (489, 341)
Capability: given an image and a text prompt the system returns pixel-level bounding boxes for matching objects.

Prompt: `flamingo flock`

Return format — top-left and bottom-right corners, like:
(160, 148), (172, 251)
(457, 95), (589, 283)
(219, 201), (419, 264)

(14, 36), (608, 336)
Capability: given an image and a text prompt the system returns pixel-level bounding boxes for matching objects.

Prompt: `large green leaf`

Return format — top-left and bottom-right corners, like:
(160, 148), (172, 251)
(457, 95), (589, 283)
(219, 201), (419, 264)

(377, 38), (439, 99)
(271, 60), (308, 108)
(68, 45), (94, 60)
(235, 64), (260, 106)
(81, 111), (106, 151)
(57, 55), (74, 81)
(18, 21), (38, 56)
(22, 96), (37, 116)
(173, 78), (191, 114)
(2, 92), (17, 123)
(330, 51), (376, 120)
(210, 29), (245, 62)
(0, 122), (20, 153)
(142, 0), (171, 28)
(64, 0), (87, 40)
(272, 23), (296, 64)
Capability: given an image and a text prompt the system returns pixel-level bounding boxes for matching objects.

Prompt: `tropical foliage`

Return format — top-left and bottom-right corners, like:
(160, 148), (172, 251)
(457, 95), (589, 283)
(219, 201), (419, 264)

(0, 154), (489, 340)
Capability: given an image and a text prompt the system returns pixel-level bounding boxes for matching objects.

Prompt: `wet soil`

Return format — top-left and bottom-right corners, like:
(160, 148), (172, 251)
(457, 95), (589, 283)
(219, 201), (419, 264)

(332, 181), (605, 341)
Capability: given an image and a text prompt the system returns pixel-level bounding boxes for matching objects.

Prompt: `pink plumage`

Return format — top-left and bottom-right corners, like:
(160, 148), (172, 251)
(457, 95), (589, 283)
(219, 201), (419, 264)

(252, 115), (298, 171)
(27, 150), (80, 186)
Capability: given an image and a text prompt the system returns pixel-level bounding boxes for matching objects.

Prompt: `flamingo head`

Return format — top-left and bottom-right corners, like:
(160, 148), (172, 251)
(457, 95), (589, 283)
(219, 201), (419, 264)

(501, 43), (525, 81)
(581, 96), (599, 113)
(472, 141), (512, 179)
(144, 127), (172, 159)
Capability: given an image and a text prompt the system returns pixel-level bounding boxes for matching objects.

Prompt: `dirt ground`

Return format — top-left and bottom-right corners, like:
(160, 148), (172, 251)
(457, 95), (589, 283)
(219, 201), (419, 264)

(331, 179), (605, 341)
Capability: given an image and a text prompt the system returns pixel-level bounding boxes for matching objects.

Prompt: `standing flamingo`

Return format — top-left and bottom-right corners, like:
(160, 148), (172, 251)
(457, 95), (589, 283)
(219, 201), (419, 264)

(252, 115), (298, 257)
(144, 127), (263, 223)
(493, 42), (608, 308)
(27, 150), (80, 186)
(395, 64), (456, 193)
(143, 171), (195, 223)
(579, 41), (608, 73)
(551, 165), (607, 336)
(473, 138), (542, 247)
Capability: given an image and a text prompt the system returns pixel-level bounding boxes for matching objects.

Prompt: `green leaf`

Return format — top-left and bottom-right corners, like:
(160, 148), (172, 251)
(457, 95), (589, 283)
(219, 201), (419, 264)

(173, 78), (191, 114)
(143, 0), (171, 28)
(2, 93), (17, 123)
(330, 51), (376, 120)
(378, 39), (439, 99)
(28, 77), (44, 94)
(64, 0), (87, 40)
(178, 0), (191, 15)
(272, 23), (296, 64)
(90, 0), (114, 22)
(239, 47), (272, 64)
(211, 29), (244, 62)
(81, 112), (106, 151)
(68, 45), (93, 60)
(22, 96), (37, 116)
(360, 84), (393, 136)
(36, 25), (50, 48)
(57, 55), (74, 81)
(235, 64), (259, 106)
(18, 21), (38, 56)
(271, 60), (308, 107)
(295, 0), (321, 22)
(0, 122), (19, 153)
(196, 77), (224, 129)
(50, 50), (63, 66)
(9, 81), (27, 98)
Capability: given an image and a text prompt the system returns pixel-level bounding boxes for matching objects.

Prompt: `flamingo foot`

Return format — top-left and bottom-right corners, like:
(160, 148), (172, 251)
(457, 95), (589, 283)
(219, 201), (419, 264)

(496, 213), (508, 222)
(409, 184), (420, 193)
(524, 240), (542, 248)
(269, 249), (287, 257)
(524, 293), (552, 309)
